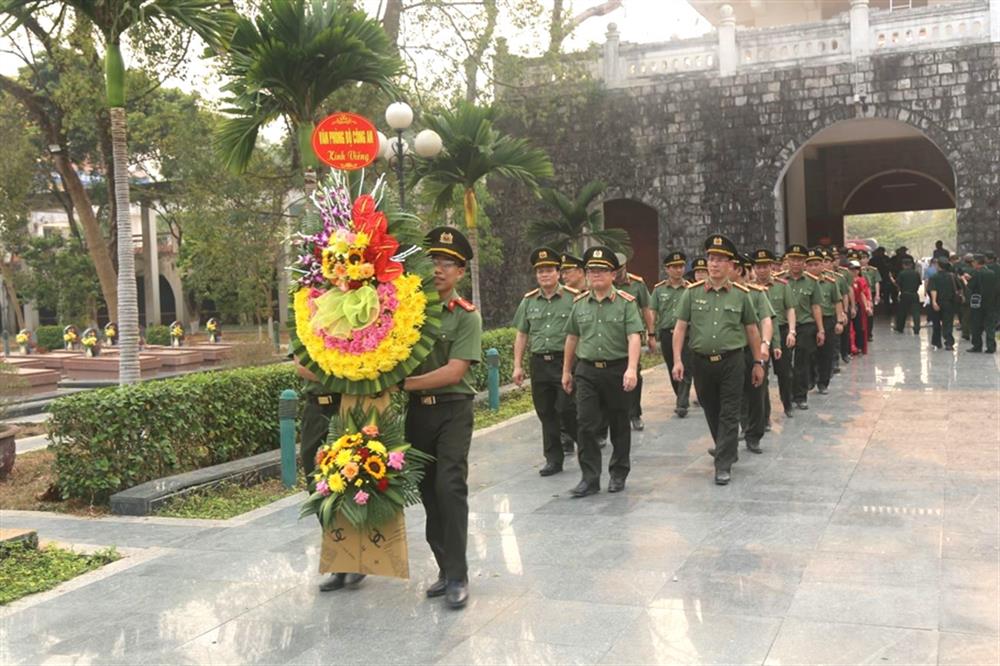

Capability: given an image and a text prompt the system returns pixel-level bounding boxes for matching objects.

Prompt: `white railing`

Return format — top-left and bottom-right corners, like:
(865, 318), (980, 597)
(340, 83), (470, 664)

(619, 38), (717, 79)
(737, 17), (850, 68)
(871, 1), (991, 51)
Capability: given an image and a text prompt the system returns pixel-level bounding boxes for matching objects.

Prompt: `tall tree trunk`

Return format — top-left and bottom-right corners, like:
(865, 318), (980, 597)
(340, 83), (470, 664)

(111, 106), (139, 385)
(381, 0), (403, 46)
(548, 0), (565, 55)
(0, 262), (25, 330)
(463, 0), (498, 102)
(463, 188), (481, 309)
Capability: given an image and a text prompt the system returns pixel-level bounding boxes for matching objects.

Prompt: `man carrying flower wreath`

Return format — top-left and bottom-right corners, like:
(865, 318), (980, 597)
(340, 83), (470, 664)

(401, 226), (482, 610)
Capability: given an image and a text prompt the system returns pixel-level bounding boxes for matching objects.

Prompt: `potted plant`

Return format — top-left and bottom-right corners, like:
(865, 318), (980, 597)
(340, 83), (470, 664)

(206, 318), (220, 344)
(81, 329), (101, 358)
(104, 322), (117, 346)
(169, 321), (185, 348)
(15, 329), (30, 355)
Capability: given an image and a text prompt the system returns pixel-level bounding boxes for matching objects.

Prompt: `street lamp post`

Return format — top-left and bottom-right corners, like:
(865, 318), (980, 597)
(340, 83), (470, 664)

(382, 102), (443, 209)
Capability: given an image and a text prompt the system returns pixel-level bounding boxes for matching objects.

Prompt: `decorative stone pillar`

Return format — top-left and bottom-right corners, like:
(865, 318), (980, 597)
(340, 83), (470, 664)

(718, 5), (738, 76)
(140, 201), (161, 325)
(603, 23), (621, 86)
(850, 0), (871, 59)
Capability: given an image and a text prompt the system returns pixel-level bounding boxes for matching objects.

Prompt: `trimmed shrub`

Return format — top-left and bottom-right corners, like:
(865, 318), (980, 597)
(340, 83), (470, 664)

(48, 364), (297, 503)
(35, 325), (68, 352)
(144, 325), (170, 346)
(471, 327), (517, 392)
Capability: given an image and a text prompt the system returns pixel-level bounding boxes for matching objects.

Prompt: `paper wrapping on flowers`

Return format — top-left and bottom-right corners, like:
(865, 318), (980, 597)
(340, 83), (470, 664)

(319, 512), (409, 579)
(288, 174), (440, 395)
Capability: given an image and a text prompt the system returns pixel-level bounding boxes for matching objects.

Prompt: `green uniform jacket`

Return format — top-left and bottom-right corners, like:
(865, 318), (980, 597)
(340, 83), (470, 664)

(968, 267), (1000, 308)
(616, 274), (651, 310)
(750, 284), (780, 349)
(565, 288), (645, 361)
(761, 279), (791, 326)
(512, 285), (578, 354)
(676, 280), (758, 355)
(816, 274), (841, 317)
(861, 266), (881, 298)
(930, 271), (958, 305)
(651, 279), (688, 331)
(897, 268), (922, 294)
(411, 289), (483, 396)
(787, 273), (822, 325)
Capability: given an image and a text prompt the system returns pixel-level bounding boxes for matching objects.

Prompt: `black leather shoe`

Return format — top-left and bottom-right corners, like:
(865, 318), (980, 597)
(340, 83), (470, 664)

(445, 580), (469, 609)
(539, 463), (563, 477)
(570, 480), (599, 498)
(715, 470), (731, 485)
(817, 385), (828, 394)
(426, 577), (447, 598)
(319, 573), (346, 592)
(832, 367), (841, 374)
(796, 401), (809, 410)
(676, 407), (688, 418)
(784, 408), (795, 418)
(630, 417), (645, 431)
(607, 477), (626, 493)
(746, 440), (762, 454)
(967, 348), (982, 353)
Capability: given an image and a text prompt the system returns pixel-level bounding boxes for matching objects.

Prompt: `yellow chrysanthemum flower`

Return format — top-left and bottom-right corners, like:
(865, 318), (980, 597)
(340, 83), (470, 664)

(334, 449), (352, 467)
(367, 441), (387, 456)
(328, 474), (346, 494)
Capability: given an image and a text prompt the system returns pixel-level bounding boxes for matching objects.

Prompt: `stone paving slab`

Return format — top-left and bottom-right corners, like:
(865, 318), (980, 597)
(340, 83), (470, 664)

(1, 324), (998, 665)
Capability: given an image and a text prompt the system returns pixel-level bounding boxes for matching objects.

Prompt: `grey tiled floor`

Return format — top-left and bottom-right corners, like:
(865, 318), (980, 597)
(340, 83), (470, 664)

(2, 322), (998, 665)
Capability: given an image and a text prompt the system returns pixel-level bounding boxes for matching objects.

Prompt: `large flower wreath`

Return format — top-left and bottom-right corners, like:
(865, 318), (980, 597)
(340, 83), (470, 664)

(288, 174), (440, 394)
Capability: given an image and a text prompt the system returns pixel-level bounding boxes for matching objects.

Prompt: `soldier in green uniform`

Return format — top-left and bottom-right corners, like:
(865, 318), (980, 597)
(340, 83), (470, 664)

(785, 245), (824, 410)
(964, 255), (999, 354)
(859, 250), (881, 342)
(562, 246), (644, 497)
(402, 226), (483, 609)
(929, 259), (959, 350)
(558, 253), (587, 453)
(672, 235), (765, 485)
(752, 249), (795, 420)
(734, 255), (775, 453)
(812, 248), (845, 394)
(894, 257), (923, 334)
(614, 254), (655, 431)
(513, 247), (579, 477)
(833, 249), (855, 366)
(956, 253), (975, 341)
(652, 251), (692, 417)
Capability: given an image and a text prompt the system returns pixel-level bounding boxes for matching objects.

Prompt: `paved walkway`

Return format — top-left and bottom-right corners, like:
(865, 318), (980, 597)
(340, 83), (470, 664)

(1, 325), (998, 665)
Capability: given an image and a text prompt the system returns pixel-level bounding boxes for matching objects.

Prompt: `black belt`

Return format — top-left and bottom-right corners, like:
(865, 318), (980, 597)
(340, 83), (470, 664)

(693, 348), (741, 363)
(533, 352), (564, 362)
(579, 358), (627, 369)
(308, 394), (338, 406)
(410, 393), (474, 407)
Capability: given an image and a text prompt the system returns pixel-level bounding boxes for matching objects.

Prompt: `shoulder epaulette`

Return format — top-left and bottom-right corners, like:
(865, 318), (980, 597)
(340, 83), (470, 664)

(618, 290), (637, 302)
(454, 297), (476, 312)
(628, 272), (645, 283)
(774, 277), (788, 285)
(733, 282), (750, 292)
(825, 275), (838, 283)
(654, 279), (668, 289)
(523, 288), (540, 299)
(774, 270), (788, 277)
(683, 279), (691, 286)
(686, 280), (705, 289)
(806, 273), (819, 281)
(574, 290), (590, 302)
(562, 285), (580, 295)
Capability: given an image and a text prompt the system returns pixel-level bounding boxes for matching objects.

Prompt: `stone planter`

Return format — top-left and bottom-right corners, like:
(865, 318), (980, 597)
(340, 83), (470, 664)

(0, 425), (18, 481)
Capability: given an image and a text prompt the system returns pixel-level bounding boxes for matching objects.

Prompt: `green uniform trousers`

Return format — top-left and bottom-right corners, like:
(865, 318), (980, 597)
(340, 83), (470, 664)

(300, 396), (340, 478)
(660, 327), (693, 411)
(530, 353), (573, 466)
(692, 349), (744, 473)
(817, 315), (837, 389)
(971, 306), (998, 352)
(405, 397), (474, 582)
(792, 322), (818, 403)
(740, 347), (766, 445)
(895, 292), (921, 333)
(575, 360), (631, 486)
(774, 324), (793, 412)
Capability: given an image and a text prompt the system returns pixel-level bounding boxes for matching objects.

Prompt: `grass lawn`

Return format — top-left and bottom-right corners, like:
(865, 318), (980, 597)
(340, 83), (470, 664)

(0, 542), (119, 605)
(154, 476), (301, 519)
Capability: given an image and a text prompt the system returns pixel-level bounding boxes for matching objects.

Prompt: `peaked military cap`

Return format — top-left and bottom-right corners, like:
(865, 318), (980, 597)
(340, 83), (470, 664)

(739, 254), (754, 270)
(584, 245), (619, 271)
(753, 249), (777, 264)
(704, 234), (737, 258)
(530, 247), (560, 269)
(806, 248), (824, 263)
(560, 253), (585, 270)
(426, 226), (473, 264)
(785, 244), (808, 258)
(663, 250), (687, 267)
(691, 256), (708, 271)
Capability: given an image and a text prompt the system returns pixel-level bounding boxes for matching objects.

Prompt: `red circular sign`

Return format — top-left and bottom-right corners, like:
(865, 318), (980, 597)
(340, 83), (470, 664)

(311, 113), (379, 171)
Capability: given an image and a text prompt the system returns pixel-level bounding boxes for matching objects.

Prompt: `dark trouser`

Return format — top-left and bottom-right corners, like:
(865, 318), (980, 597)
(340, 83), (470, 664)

(774, 325), (793, 411)
(852, 310), (868, 354)
(792, 322), (818, 403)
(817, 315), (837, 389)
(971, 306), (998, 352)
(895, 292), (921, 332)
(931, 304), (955, 348)
(559, 392), (578, 447)
(575, 360), (631, 486)
(840, 316), (851, 360)
(630, 372), (643, 419)
(693, 350), (743, 473)
(961, 301), (972, 339)
(406, 398), (474, 582)
(531, 353), (572, 466)
(739, 347), (766, 445)
(660, 328), (692, 411)
(301, 396), (340, 478)
(886, 281), (899, 314)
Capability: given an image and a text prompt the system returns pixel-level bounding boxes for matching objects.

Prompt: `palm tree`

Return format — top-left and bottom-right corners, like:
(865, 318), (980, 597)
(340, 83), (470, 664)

(1, 0), (235, 384)
(527, 181), (631, 256)
(215, 0), (402, 189)
(411, 102), (553, 309)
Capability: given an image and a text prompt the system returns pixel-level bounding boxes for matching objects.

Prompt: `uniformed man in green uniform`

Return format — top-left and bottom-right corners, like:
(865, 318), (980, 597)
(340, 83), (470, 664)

(812, 248), (845, 394)
(689, 256), (708, 283)
(672, 235), (764, 485)
(785, 245), (824, 409)
(614, 254), (654, 431)
(929, 259), (958, 350)
(859, 250), (881, 342)
(562, 246), (643, 497)
(956, 253), (975, 340)
(735, 255), (775, 454)
(752, 249), (795, 418)
(558, 253), (587, 453)
(894, 257), (923, 334)
(652, 251), (692, 417)
(833, 249), (855, 367)
(402, 226), (483, 609)
(513, 247), (579, 477)
(964, 255), (999, 354)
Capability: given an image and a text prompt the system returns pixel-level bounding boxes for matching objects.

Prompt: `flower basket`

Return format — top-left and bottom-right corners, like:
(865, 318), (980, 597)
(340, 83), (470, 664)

(206, 319), (220, 344)
(16, 330), (30, 355)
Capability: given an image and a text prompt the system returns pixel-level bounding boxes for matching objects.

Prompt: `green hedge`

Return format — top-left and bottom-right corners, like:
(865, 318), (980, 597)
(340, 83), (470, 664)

(144, 325), (170, 346)
(48, 364), (297, 504)
(35, 325), (69, 351)
(471, 327), (517, 392)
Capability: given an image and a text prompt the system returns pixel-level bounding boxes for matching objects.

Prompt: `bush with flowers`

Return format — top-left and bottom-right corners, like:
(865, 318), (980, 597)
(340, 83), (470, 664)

(300, 406), (432, 530)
